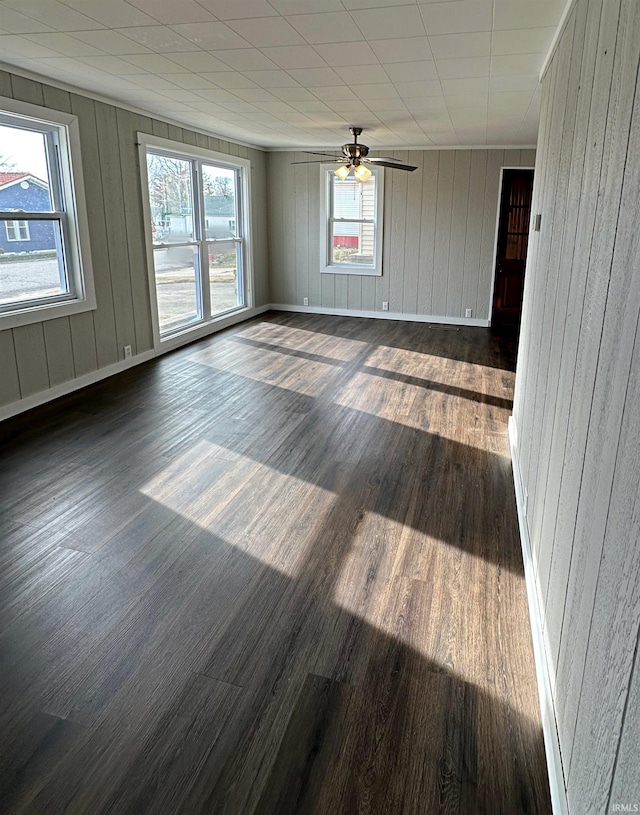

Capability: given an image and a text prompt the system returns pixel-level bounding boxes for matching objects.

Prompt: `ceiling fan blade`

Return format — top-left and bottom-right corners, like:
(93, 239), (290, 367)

(365, 157), (399, 163)
(364, 159), (417, 171)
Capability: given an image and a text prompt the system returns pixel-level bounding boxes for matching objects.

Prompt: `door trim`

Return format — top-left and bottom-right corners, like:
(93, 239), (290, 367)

(488, 166), (535, 327)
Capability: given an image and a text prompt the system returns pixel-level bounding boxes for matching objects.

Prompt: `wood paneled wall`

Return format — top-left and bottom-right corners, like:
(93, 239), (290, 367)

(267, 147), (535, 320)
(512, 0), (640, 811)
(0, 69), (270, 410)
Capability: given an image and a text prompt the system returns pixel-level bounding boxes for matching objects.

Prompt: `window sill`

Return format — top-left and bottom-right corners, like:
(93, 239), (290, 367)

(0, 295), (96, 331)
(158, 305), (252, 351)
(321, 265), (382, 276)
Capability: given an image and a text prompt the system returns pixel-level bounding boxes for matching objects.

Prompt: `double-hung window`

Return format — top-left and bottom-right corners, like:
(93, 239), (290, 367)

(0, 96), (94, 329)
(320, 164), (384, 276)
(139, 135), (252, 344)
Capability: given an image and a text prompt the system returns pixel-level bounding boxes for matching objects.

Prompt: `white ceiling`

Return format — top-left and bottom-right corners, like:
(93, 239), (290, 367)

(0, 0), (567, 150)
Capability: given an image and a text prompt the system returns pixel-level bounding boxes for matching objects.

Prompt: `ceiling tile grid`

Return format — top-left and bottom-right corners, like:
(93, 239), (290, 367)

(0, 0), (568, 148)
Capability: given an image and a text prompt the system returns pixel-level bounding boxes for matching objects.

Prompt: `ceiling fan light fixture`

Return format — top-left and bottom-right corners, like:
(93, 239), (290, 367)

(354, 164), (372, 182)
(334, 164), (351, 180)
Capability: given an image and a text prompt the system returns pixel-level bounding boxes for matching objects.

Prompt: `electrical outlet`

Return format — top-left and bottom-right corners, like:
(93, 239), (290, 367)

(465, 308), (472, 318)
(382, 301), (389, 311)
(124, 345), (132, 360)
(303, 297), (309, 306)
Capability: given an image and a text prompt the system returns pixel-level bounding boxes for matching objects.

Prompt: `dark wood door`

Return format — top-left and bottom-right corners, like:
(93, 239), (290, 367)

(492, 169), (534, 327)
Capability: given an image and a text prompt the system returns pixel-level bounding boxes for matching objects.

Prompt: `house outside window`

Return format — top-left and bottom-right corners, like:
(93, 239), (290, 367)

(0, 96), (94, 329)
(320, 164), (384, 276)
(5, 219), (30, 242)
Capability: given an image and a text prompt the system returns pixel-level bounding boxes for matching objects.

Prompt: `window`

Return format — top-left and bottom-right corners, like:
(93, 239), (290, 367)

(5, 220), (30, 241)
(0, 96), (94, 329)
(320, 164), (384, 276)
(139, 134), (252, 343)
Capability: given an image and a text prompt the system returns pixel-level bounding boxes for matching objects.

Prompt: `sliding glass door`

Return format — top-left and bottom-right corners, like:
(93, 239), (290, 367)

(145, 148), (246, 338)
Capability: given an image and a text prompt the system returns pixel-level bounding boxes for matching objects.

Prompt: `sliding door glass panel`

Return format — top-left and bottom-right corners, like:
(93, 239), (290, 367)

(207, 240), (242, 315)
(146, 153), (195, 244)
(152, 245), (201, 334)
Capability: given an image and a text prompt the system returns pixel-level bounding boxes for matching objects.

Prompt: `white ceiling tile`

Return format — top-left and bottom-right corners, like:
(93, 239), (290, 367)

(445, 93), (487, 109)
(437, 56), (490, 79)
(197, 0), (278, 19)
(0, 34), (62, 58)
(393, 79), (442, 98)
(23, 31), (104, 56)
(429, 31), (491, 60)
(126, 0), (216, 25)
(260, 45), (327, 69)
(419, 1), (492, 35)
(365, 97), (407, 111)
(225, 17), (306, 48)
(441, 76), (489, 95)
(117, 26), (200, 52)
(120, 73), (181, 91)
(405, 95), (447, 112)
(491, 53), (546, 76)
(490, 74), (539, 93)
(35, 55), (111, 75)
(290, 98), (335, 112)
(167, 73), (218, 89)
(383, 61), (438, 82)
(158, 87), (204, 101)
(243, 70), (301, 88)
(309, 85), (358, 101)
(231, 86), (280, 102)
(122, 53), (191, 73)
(343, 0), (416, 8)
(81, 54), (147, 74)
(287, 67), (343, 87)
(351, 6), (426, 41)
(69, 29), (152, 54)
(288, 12), (363, 44)
(313, 41), (379, 67)
(271, 86), (317, 102)
(4, 0), (105, 32)
(214, 49), (279, 70)
(268, 0), (344, 11)
(492, 27), (557, 56)
(334, 64), (389, 85)
(200, 72), (259, 88)
(165, 51), (231, 71)
(489, 91), (534, 112)
(195, 87), (243, 102)
(61, 0), (157, 27)
(493, 1), (565, 31)
(370, 37), (432, 63)
(170, 22), (251, 50)
(0, 6), (54, 34)
(351, 82), (400, 100)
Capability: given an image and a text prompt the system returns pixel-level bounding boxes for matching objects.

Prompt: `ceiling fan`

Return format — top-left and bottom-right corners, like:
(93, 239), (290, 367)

(292, 127), (417, 182)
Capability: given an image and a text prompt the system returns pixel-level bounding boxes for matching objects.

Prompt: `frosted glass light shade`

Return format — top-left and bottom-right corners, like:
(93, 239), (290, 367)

(334, 165), (350, 180)
(354, 164), (372, 182)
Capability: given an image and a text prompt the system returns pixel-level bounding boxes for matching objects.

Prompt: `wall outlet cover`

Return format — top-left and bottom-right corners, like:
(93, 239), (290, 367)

(382, 301), (389, 311)
(303, 297), (309, 306)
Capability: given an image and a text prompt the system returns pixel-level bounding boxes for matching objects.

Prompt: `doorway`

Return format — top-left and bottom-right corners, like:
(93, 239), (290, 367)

(492, 168), (534, 329)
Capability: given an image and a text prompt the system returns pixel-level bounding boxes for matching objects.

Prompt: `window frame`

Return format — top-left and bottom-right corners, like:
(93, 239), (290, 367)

(0, 96), (95, 330)
(319, 163), (384, 277)
(137, 133), (254, 351)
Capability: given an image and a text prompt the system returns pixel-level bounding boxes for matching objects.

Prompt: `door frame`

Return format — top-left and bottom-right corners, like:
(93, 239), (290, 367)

(488, 166), (535, 326)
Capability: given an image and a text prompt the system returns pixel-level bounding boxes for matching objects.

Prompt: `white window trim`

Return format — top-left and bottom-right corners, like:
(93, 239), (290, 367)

(5, 219), (30, 241)
(319, 163), (384, 277)
(137, 133), (254, 352)
(0, 95), (95, 330)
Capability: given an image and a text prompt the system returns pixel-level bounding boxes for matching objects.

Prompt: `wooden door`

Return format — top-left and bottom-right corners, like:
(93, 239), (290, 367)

(492, 169), (534, 327)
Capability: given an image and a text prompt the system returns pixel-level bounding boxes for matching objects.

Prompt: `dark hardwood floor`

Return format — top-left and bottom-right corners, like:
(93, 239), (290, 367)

(0, 312), (550, 814)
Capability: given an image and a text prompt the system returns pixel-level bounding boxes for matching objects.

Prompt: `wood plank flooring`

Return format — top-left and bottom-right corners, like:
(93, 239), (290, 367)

(0, 312), (551, 814)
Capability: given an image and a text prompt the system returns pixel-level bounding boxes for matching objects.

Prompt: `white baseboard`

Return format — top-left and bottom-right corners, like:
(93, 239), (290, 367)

(268, 303), (490, 327)
(0, 304), (270, 423)
(509, 416), (568, 815)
